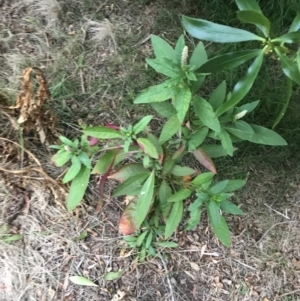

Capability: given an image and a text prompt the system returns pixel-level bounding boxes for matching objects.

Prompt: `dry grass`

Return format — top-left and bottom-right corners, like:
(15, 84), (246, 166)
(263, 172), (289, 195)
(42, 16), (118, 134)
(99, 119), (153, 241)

(1, 0), (300, 300)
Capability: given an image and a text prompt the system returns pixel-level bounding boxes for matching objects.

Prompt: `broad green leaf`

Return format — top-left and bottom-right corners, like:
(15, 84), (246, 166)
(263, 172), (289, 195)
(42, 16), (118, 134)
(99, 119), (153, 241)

(216, 50), (264, 116)
(83, 126), (122, 139)
(172, 144), (186, 161)
(108, 164), (149, 182)
(59, 136), (75, 147)
(289, 13), (300, 33)
(193, 96), (220, 132)
(235, 0), (262, 12)
(272, 32), (300, 44)
(171, 165), (195, 177)
(112, 173), (149, 197)
(175, 34), (185, 64)
(223, 180), (246, 192)
(159, 115), (181, 144)
(221, 200), (244, 215)
(191, 75), (205, 94)
(190, 41), (207, 70)
(151, 35), (177, 61)
(200, 145), (228, 158)
(186, 71), (198, 81)
(92, 150), (117, 175)
(208, 214), (231, 247)
(209, 81), (226, 111)
(218, 129), (234, 156)
(137, 138), (159, 159)
(207, 201), (221, 228)
(173, 86), (192, 123)
(136, 231), (148, 247)
(226, 120), (254, 141)
(199, 50), (262, 73)
(133, 115), (153, 134)
(188, 193), (208, 211)
(192, 149), (217, 174)
(158, 180), (172, 219)
(67, 166), (90, 211)
(63, 156), (82, 183)
(151, 102), (177, 118)
(147, 57), (182, 78)
(236, 100), (260, 114)
(134, 79), (179, 104)
(52, 150), (72, 167)
(153, 241), (178, 248)
(3, 234), (23, 242)
(162, 159), (176, 176)
(210, 180), (229, 194)
(186, 207), (201, 230)
(274, 47), (300, 85)
(167, 189), (192, 203)
(69, 276), (97, 287)
(191, 172), (214, 186)
(182, 16), (264, 43)
(147, 133), (163, 155)
(249, 124), (287, 145)
(136, 171), (155, 228)
(78, 152), (92, 169)
(188, 127), (209, 151)
(165, 200), (183, 238)
(103, 271), (123, 281)
(237, 10), (270, 37)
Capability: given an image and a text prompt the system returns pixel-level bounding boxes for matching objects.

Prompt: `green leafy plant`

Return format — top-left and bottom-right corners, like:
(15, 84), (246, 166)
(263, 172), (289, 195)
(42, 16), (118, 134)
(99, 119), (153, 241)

(51, 28), (287, 252)
(182, 0), (300, 127)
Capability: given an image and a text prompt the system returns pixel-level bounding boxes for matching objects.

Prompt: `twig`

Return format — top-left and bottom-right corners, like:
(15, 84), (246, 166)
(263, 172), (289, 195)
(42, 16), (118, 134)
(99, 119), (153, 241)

(79, 69), (85, 93)
(264, 203), (290, 220)
(277, 289), (300, 299)
(256, 221), (299, 244)
(158, 253), (175, 301)
(231, 258), (257, 271)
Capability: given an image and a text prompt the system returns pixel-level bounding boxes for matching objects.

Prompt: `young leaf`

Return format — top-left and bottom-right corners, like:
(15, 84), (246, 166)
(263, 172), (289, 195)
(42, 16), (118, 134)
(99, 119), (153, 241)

(119, 197), (138, 235)
(3, 234), (23, 242)
(192, 149), (217, 174)
(173, 86), (192, 123)
(201, 144), (234, 158)
(83, 126), (122, 139)
(112, 173), (149, 197)
(188, 193), (208, 211)
(136, 231), (149, 247)
(137, 138), (159, 159)
(67, 166), (90, 211)
(272, 32), (300, 44)
(288, 13), (300, 33)
(235, 0), (262, 12)
(189, 41), (207, 70)
(193, 97), (221, 132)
(207, 201), (221, 228)
(236, 100), (260, 114)
(165, 200), (183, 238)
(134, 80), (179, 104)
(92, 150), (118, 175)
(199, 49), (262, 73)
(133, 115), (153, 134)
(237, 10), (270, 37)
(62, 156), (82, 183)
(59, 136), (75, 147)
(175, 35), (185, 64)
(186, 207), (202, 230)
(146, 57), (182, 78)
(218, 129), (234, 156)
(52, 150), (72, 167)
(69, 276), (97, 287)
(108, 164), (149, 182)
(103, 271), (123, 281)
(191, 172), (214, 186)
(78, 152), (92, 169)
(171, 165), (195, 177)
(209, 81), (226, 111)
(167, 189), (192, 203)
(182, 16), (264, 43)
(151, 102), (177, 118)
(220, 200), (244, 215)
(208, 214), (231, 247)
(159, 115), (181, 144)
(274, 47), (300, 85)
(210, 180), (229, 194)
(216, 50), (264, 116)
(188, 127), (209, 151)
(136, 171), (155, 228)
(158, 180), (172, 219)
(223, 180), (246, 192)
(151, 35), (177, 61)
(191, 75), (206, 94)
(153, 241), (178, 248)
